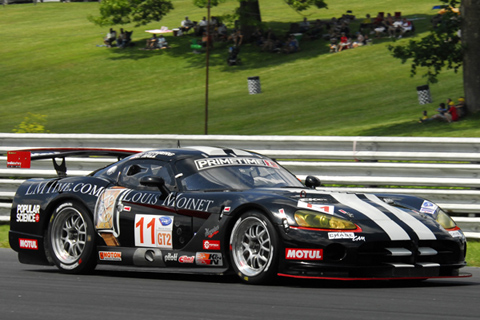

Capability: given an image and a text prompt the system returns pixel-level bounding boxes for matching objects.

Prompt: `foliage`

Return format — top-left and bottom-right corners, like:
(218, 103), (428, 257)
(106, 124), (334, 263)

(388, 0), (462, 84)
(88, 0), (174, 27)
(283, 0), (327, 12)
(13, 113), (49, 133)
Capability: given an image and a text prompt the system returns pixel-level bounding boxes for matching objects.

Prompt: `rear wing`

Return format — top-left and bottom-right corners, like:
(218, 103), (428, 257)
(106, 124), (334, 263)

(6, 148), (140, 177)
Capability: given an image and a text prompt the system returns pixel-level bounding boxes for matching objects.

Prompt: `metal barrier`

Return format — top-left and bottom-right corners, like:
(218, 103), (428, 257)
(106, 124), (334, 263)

(1, 133), (479, 238)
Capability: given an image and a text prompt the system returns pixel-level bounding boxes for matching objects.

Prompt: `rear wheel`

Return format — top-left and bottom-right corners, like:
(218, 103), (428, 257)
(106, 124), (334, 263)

(46, 202), (97, 274)
(229, 211), (279, 284)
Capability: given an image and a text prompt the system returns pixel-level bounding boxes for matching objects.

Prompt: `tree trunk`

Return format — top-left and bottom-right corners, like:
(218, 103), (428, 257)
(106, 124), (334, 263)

(461, 1), (480, 114)
(238, 0), (262, 42)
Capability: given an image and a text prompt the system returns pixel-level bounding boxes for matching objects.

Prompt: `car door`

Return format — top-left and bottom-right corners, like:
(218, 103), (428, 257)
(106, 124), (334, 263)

(94, 158), (193, 249)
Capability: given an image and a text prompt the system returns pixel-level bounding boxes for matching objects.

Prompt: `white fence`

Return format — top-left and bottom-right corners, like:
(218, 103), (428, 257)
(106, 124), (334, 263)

(1, 133), (479, 238)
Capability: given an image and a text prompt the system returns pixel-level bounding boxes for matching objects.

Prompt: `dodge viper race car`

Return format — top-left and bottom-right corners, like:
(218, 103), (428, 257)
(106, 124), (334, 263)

(8, 146), (470, 284)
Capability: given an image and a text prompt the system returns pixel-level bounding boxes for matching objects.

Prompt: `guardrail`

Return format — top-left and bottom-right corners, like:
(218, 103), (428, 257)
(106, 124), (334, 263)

(1, 133), (479, 238)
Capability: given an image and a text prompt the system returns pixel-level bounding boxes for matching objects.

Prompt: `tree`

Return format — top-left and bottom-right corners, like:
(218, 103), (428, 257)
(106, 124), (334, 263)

(388, 0), (480, 114)
(88, 0), (173, 27)
(194, 0), (327, 41)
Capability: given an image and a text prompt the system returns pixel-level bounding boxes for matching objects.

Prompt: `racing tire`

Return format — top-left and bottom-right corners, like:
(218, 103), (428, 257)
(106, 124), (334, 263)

(229, 211), (279, 284)
(46, 202), (97, 274)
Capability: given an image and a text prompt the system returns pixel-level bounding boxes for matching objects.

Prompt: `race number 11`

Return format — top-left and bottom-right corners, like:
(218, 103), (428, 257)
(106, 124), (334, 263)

(134, 214), (173, 249)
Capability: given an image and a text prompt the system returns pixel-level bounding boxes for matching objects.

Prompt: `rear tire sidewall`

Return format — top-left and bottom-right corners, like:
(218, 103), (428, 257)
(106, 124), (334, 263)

(46, 201), (97, 274)
(229, 211), (280, 284)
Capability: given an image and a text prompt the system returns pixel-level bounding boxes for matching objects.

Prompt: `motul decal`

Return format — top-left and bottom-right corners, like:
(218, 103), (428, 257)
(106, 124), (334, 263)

(285, 248), (323, 260)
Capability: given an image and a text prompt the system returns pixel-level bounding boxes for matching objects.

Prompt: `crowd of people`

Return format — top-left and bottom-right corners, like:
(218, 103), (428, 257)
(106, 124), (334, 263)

(419, 97), (467, 123)
(100, 9), (415, 55)
(103, 28), (133, 48)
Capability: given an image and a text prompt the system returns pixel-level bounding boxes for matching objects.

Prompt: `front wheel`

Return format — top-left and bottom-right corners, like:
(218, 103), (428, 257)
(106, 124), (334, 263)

(46, 202), (97, 274)
(229, 211), (279, 284)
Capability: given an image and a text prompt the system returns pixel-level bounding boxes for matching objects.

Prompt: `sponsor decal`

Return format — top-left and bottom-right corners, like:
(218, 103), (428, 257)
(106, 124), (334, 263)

(419, 200), (438, 215)
(204, 225), (220, 238)
(164, 253), (178, 262)
(95, 188), (127, 237)
(16, 204), (41, 223)
(196, 252), (223, 266)
(297, 201), (334, 214)
(163, 193), (214, 212)
(7, 151), (31, 168)
(131, 151), (175, 159)
(159, 216), (172, 226)
(123, 190), (160, 205)
(179, 255), (195, 264)
(328, 232), (354, 239)
(203, 240), (221, 250)
(194, 157), (278, 170)
(328, 232), (366, 241)
(123, 206), (131, 212)
(135, 214), (174, 249)
(223, 207), (231, 214)
(99, 251), (122, 261)
(300, 198), (329, 203)
(19, 238), (38, 250)
(339, 209), (354, 218)
(25, 181), (105, 197)
(285, 248), (323, 260)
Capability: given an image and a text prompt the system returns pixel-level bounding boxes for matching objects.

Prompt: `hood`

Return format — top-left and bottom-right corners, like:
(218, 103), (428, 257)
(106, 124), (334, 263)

(255, 187), (446, 242)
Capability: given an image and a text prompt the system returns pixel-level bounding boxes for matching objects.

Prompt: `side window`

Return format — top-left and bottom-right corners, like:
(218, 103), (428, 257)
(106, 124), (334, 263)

(118, 160), (174, 190)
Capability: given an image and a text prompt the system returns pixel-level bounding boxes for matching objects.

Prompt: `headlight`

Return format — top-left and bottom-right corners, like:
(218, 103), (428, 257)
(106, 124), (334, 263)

(294, 210), (357, 230)
(436, 209), (456, 229)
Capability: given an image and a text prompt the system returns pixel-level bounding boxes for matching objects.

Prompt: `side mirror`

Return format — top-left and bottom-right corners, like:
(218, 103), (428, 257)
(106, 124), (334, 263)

(305, 175), (321, 189)
(140, 176), (170, 198)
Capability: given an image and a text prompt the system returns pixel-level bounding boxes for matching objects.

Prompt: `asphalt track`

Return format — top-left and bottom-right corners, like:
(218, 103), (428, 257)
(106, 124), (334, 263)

(0, 248), (478, 320)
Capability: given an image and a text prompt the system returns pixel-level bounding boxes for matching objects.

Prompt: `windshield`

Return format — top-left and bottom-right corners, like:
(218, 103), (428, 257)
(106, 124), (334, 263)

(177, 159), (303, 191)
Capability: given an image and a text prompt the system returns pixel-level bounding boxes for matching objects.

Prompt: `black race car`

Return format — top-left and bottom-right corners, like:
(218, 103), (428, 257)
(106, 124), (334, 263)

(8, 147), (470, 284)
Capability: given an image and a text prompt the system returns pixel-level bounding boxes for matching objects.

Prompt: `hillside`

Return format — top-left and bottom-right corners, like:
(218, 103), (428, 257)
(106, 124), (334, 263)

(1, 0), (478, 136)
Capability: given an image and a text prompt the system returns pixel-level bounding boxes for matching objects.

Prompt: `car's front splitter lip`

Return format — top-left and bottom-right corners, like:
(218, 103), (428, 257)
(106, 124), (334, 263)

(277, 272), (473, 281)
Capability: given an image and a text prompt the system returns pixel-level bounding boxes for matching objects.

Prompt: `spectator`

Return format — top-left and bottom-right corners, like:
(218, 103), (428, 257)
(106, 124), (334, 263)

(352, 32), (366, 47)
(299, 17), (310, 33)
(398, 17), (413, 38)
(261, 29), (277, 52)
(146, 34), (158, 49)
(309, 19), (324, 39)
(338, 32), (351, 51)
(447, 101), (459, 122)
(284, 35), (300, 53)
(329, 37), (338, 53)
(180, 16), (195, 34)
(158, 34), (169, 49)
(228, 29), (244, 47)
(103, 28), (117, 47)
(359, 14), (373, 33)
(339, 22), (351, 37)
(195, 17), (208, 36)
(419, 110), (431, 123)
(456, 97), (467, 117)
(116, 28), (126, 48)
(430, 103), (449, 122)
(216, 23), (228, 41)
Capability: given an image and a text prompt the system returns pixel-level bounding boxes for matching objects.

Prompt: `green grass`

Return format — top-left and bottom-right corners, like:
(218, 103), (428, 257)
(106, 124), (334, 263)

(0, 225), (10, 248)
(1, 0), (477, 136)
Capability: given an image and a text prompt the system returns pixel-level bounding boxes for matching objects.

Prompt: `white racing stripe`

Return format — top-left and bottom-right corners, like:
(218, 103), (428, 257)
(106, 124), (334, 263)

(365, 194), (437, 240)
(331, 193), (410, 241)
